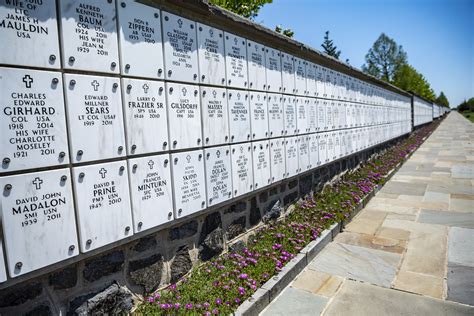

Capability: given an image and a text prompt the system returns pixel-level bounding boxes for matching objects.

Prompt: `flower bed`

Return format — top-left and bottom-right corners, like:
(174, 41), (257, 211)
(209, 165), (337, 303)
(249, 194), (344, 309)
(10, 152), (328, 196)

(136, 121), (440, 315)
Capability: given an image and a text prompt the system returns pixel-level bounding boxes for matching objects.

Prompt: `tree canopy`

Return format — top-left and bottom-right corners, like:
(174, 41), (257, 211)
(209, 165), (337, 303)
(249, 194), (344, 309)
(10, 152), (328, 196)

(435, 92), (450, 108)
(362, 33), (407, 82)
(321, 31), (341, 59)
(392, 64), (436, 101)
(457, 98), (474, 112)
(209, 0), (272, 20)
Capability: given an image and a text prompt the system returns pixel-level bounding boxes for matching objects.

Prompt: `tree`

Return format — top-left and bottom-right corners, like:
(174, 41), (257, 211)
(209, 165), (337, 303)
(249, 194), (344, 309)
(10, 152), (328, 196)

(392, 64), (436, 101)
(457, 98), (474, 112)
(209, 0), (272, 20)
(321, 31), (341, 59)
(435, 92), (450, 108)
(275, 25), (294, 38)
(362, 33), (407, 82)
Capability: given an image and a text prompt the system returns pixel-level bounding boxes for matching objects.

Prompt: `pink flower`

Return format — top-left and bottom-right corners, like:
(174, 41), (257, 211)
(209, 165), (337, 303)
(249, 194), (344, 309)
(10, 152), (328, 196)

(239, 273), (248, 279)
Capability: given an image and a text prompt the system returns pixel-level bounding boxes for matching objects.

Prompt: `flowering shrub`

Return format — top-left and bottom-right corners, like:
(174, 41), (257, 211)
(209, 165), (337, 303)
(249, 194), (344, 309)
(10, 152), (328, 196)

(136, 122), (439, 315)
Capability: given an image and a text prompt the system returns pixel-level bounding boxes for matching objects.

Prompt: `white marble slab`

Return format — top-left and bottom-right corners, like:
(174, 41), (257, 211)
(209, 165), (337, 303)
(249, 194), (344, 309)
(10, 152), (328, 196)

(305, 62), (317, 97)
(0, 169), (78, 277)
(270, 138), (286, 182)
(298, 135), (310, 172)
(265, 47), (282, 93)
(121, 78), (168, 155)
(228, 89), (251, 143)
(162, 11), (199, 83)
(197, 23), (226, 86)
(308, 98), (317, 133)
(267, 93), (285, 138)
(0, 0), (60, 68)
(59, 0), (119, 73)
(170, 150), (206, 218)
(309, 133), (320, 168)
(127, 154), (173, 233)
(205, 146), (232, 206)
(118, 0), (164, 78)
(281, 53), (295, 94)
(294, 57), (306, 96)
(64, 73), (125, 163)
(230, 143), (253, 197)
(285, 136), (299, 178)
(225, 32), (248, 88)
(249, 91), (269, 140)
(296, 97), (309, 134)
(283, 96), (297, 136)
(319, 132), (328, 164)
(166, 82), (202, 150)
(252, 140), (271, 189)
(0, 68), (69, 173)
(72, 161), (133, 252)
(201, 87), (229, 146)
(247, 40), (266, 91)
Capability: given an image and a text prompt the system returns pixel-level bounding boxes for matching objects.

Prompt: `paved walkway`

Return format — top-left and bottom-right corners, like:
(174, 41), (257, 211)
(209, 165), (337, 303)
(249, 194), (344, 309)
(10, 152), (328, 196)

(261, 112), (474, 316)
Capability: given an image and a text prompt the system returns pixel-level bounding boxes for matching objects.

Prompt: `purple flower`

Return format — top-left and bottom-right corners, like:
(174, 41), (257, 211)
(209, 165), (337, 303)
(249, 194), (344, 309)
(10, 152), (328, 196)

(203, 302), (210, 308)
(147, 297), (154, 303)
(239, 273), (248, 279)
(174, 303), (181, 309)
(185, 303), (193, 309)
(212, 308), (219, 314)
(235, 298), (241, 304)
(215, 298), (222, 305)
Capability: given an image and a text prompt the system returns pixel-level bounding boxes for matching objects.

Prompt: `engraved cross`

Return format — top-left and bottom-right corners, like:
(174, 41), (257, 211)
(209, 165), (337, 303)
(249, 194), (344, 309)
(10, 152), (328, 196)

(148, 160), (155, 169)
(32, 177), (43, 190)
(182, 87), (187, 96)
(91, 80), (100, 91)
(142, 84), (149, 93)
(99, 168), (107, 179)
(22, 75), (33, 88)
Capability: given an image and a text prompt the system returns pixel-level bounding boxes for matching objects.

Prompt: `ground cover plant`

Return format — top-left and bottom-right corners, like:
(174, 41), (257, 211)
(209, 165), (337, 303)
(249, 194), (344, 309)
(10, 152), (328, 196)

(136, 121), (441, 315)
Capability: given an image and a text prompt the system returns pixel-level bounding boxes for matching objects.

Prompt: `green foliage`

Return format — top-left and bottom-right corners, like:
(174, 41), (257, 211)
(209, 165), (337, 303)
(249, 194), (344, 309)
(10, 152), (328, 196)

(275, 25), (294, 38)
(457, 98), (474, 112)
(392, 64), (436, 101)
(435, 92), (450, 108)
(321, 31), (341, 59)
(209, 0), (272, 20)
(362, 33), (407, 82)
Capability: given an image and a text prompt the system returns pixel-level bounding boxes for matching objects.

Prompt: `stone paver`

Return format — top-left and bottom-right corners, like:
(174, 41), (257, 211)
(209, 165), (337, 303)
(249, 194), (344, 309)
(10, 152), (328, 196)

(260, 287), (328, 316)
(448, 227), (474, 267)
(447, 263), (474, 306)
(418, 209), (474, 228)
(308, 243), (400, 287)
(291, 270), (343, 297)
(322, 280), (473, 316)
(261, 113), (474, 315)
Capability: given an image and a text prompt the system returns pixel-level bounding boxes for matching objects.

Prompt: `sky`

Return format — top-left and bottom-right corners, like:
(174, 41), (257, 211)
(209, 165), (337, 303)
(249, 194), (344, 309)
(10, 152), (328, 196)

(256, 0), (474, 107)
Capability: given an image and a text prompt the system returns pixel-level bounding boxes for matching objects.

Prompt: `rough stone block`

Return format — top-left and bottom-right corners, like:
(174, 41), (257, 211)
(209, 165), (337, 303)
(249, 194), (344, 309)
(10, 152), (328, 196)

(128, 254), (163, 292)
(132, 236), (157, 252)
(169, 220), (198, 241)
(49, 266), (78, 290)
(170, 246), (192, 283)
(0, 282), (42, 308)
(227, 216), (246, 240)
(83, 251), (125, 282)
